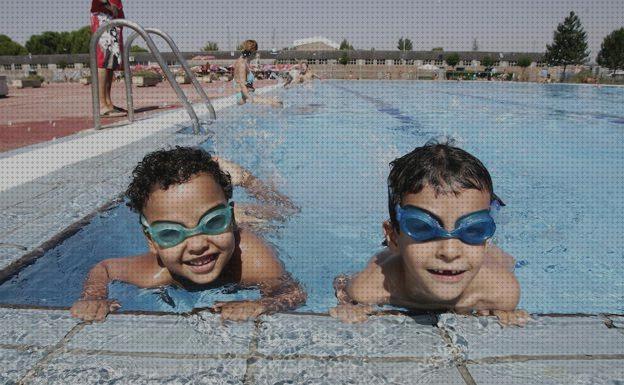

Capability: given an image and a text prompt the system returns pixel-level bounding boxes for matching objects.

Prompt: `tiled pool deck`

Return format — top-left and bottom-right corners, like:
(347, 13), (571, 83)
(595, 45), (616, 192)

(0, 89), (623, 384)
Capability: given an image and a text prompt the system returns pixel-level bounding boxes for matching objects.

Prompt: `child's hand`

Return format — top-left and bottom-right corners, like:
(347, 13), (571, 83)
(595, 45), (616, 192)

(70, 299), (121, 322)
(212, 300), (266, 321)
(476, 309), (530, 327)
(329, 304), (374, 324)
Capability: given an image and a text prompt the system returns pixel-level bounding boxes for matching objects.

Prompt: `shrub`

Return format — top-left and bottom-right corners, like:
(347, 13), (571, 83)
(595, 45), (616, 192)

(132, 70), (162, 80)
(22, 74), (45, 83)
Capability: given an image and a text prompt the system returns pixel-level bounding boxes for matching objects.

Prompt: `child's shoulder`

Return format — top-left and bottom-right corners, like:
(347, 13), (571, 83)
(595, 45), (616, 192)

(347, 249), (398, 305)
(236, 227), (284, 284)
(467, 263), (520, 311)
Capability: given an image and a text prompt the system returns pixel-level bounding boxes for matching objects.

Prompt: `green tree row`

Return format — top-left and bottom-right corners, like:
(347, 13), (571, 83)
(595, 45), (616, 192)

(0, 27), (147, 56)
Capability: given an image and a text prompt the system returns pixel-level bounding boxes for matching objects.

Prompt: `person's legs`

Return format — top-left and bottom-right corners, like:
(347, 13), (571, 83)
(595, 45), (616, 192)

(105, 69), (114, 107)
(98, 68), (110, 113)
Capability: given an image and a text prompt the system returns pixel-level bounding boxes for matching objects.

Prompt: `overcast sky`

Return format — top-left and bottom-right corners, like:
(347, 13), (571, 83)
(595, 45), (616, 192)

(2, 0), (622, 57)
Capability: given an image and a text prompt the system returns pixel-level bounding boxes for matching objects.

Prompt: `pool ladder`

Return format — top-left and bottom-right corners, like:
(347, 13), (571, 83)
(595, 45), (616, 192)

(89, 19), (216, 133)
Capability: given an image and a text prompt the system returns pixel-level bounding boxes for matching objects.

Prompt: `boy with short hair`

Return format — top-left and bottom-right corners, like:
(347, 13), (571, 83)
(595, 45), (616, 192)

(330, 142), (528, 325)
(71, 147), (305, 322)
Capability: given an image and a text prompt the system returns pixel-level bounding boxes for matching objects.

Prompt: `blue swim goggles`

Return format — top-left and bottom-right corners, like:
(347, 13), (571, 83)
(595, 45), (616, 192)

(395, 204), (496, 245)
(140, 203), (234, 248)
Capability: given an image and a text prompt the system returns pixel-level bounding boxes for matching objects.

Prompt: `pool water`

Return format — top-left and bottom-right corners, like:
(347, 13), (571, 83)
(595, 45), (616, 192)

(1, 81), (623, 314)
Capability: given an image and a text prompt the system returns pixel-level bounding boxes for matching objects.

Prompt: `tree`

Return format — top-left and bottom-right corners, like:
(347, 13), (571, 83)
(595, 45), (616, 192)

(131, 45), (148, 53)
(431, 47), (444, 52)
(544, 11), (590, 80)
(24, 27), (91, 55)
(472, 38), (479, 51)
(338, 51), (349, 65)
(0, 35), (27, 56)
(26, 31), (62, 54)
(481, 56), (494, 68)
(596, 27), (624, 75)
(397, 37), (413, 51)
(202, 41), (219, 51)
(68, 26), (91, 54)
(445, 53), (460, 68)
(517, 56), (532, 81)
(517, 56), (532, 68)
(339, 39), (353, 50)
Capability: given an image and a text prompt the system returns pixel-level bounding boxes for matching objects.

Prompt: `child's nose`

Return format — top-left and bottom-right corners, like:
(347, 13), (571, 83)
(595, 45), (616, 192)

(185, 234), (213, 254)
(435, 238), (462, 262)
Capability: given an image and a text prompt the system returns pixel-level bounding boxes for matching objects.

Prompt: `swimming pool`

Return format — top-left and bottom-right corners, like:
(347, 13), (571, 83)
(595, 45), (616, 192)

(1, 80), (623, 314)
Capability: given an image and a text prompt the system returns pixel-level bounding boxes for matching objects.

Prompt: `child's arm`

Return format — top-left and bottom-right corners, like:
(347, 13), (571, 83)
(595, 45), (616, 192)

(329, 252), (393, 323)
(329, 274), (376, 323)
(212, 229), (306, 321)
(71, 253), (170, 322)
(216, 157), (298, 212)
(458, 266), (529, 326)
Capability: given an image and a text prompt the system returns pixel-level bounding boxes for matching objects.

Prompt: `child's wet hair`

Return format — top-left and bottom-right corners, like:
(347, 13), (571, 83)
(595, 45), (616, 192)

(126, 146), (232, 213)
(387, 140), (496, 230)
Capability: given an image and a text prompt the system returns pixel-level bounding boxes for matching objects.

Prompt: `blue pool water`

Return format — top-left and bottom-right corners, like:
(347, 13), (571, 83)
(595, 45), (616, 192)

(1, 81), (623, 314)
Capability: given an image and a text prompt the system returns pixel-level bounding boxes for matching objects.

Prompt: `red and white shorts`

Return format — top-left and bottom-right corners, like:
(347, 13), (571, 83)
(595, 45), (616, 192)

(90, 13), (124, 70)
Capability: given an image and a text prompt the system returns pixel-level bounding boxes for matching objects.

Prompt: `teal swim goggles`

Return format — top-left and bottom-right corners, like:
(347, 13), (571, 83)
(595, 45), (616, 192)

(395, 204), (496, 245)
(140, 203), (234, 248)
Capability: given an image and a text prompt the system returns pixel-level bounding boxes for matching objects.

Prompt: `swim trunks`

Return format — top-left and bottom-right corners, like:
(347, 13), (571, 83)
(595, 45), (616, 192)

(90, 7), (124, 70)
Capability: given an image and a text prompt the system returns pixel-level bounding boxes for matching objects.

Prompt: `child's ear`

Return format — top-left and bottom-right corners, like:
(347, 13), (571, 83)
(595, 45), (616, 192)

(382, 220), (399, 251)
(143, 230), (159, 255)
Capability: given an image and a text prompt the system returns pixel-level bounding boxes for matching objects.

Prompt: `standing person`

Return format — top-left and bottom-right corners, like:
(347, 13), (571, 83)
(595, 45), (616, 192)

(233, 40), (282, 108)
(90, 0), (126, 117)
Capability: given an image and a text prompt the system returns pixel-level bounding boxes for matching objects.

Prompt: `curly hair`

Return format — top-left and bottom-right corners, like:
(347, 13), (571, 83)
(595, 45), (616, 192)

(125, 147), (233, 213)
(388, 141), (497, 230)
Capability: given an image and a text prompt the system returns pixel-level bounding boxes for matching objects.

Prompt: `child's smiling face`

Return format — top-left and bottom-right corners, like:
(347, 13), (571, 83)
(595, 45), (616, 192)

(387, 184), (492, 303)
(142, 173), (236, 285)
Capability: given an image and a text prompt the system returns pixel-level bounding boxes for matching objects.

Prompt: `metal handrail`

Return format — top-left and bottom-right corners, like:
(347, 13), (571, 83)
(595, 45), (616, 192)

(123, 28), (216, 124)
(89, 19), (201, 133)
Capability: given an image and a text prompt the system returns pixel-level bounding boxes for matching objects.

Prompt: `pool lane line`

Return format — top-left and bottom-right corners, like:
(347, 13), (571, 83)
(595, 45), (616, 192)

(329, 83), (435, 137)
(434, 88), (624, 125)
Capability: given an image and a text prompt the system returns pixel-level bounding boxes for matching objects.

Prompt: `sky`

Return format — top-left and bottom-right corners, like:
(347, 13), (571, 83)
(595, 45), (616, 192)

(2, 0), (623, 58)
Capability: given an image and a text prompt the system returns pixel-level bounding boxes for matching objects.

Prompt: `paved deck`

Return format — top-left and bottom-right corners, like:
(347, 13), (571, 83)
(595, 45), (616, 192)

(1, 308), (622, 384)
(0, 88), (622, 384)
(0, 79), (277, 152)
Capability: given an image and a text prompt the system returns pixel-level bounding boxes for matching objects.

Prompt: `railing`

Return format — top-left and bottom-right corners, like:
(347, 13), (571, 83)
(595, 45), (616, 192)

(123, 28), (216, 125)
(90, 20), (209, 133)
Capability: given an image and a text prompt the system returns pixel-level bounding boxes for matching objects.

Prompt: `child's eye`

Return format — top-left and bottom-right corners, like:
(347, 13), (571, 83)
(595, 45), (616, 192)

(463, 224), (487, 237)
(405, 218), (432, 233)
(157, 229), (183, 241)
(203, 215), (228, 230)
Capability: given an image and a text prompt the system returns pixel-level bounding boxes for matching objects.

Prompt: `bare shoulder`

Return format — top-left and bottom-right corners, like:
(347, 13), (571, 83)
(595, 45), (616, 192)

(469, 264), (520, 311)
(347, 249), (395, 305)
(485, 244), (516, 272)
(237, 227), (284, 284)
(103, 253), (172, 288)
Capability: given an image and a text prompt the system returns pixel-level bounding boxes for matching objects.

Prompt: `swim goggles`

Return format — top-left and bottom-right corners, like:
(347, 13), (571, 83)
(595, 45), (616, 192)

(140, 203), (234, 248)
(395, 204), (496, 245)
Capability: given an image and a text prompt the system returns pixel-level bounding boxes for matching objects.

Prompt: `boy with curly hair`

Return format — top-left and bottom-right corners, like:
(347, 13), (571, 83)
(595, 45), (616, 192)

(71, 147), (305, 322)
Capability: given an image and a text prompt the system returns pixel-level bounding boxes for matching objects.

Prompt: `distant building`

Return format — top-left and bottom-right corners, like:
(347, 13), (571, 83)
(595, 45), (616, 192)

(291, 37), (339, 51)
